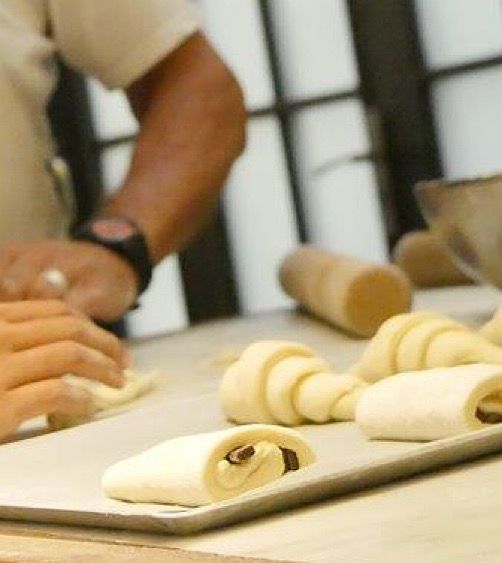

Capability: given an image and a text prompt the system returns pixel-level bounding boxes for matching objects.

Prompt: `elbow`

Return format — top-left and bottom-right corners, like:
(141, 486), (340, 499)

(207, 62), (247, 163)
(222, 74), (247, 161)
(227, 73), (247, 158)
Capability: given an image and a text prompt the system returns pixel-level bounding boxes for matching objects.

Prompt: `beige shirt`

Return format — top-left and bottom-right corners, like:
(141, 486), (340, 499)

(0, 0), (200, 245)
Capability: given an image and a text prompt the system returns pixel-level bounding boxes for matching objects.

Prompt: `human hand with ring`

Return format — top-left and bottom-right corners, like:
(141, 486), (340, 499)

(0, 300), (129, 442)
(0, 240), (140, 322)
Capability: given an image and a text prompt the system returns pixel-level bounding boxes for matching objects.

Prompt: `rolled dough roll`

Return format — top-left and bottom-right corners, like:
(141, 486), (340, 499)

(279, 246), (412, 338)
(351, 311), (502, 383)
(293, 373), (367, 423)
(479, 305), (502, 347)
(220, 341), (315, 424)
(350, 311), (441, 382)
(356, 364), (502, 441)
(48, 369), (159, 431)
(220, 340), (367, 425)
(102, 424), (316, 506)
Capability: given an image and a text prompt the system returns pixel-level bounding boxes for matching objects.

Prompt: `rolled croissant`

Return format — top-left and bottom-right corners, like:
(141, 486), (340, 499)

(356, 364), (502, 441)
(220, 340), (368, 425)
(479, 305), (502, 347)
(351, 311), (502, 383)
(102, 424), (316, 506)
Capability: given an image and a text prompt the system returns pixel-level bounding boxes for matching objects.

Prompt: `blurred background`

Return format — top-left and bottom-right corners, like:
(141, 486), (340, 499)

(49, 0), (502, 338)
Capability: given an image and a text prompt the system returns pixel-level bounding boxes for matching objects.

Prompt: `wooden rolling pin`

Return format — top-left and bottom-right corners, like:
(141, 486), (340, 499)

(392, 230), (473, 288)
(279, 246), (412, 338)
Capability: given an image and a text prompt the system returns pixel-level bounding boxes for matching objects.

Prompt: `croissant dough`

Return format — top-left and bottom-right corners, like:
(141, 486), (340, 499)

(351, 311), (502, 383)
(220, 340), (367, 425)
(356, 364), (502, 441)
(48, 369), (159, 431)
(480, 305), (502, 347)
(102, 424), (316, 506)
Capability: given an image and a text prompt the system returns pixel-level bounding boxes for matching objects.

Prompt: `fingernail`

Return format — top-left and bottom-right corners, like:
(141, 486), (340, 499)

(66, 386), (98, 417)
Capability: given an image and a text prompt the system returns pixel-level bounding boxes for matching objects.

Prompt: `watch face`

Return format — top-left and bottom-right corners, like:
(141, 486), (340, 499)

(91, 217), (136, 241)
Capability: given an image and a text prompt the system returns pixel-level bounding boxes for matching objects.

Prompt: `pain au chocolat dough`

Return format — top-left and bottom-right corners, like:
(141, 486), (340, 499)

(356, 364), (502, 441)
(102, 424), (315, 506)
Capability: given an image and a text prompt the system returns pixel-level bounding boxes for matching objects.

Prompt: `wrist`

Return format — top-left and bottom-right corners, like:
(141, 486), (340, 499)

(71, 215), (154, 296)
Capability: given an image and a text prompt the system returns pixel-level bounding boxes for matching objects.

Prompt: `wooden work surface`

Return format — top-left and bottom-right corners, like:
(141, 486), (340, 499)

(1, 285), (502, 562)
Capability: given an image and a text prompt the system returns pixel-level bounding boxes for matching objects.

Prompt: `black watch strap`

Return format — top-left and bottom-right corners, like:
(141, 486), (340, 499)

(71, 216), (153, 296)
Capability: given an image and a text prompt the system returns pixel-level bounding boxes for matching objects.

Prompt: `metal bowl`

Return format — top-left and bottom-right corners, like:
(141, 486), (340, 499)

(414, 174), (502, 289)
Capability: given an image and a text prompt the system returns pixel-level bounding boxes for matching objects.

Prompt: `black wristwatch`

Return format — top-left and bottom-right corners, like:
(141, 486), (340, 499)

(72, 215), (153, 296)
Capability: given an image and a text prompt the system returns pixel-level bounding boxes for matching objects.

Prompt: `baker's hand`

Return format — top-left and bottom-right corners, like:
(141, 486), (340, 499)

(0, 240), (139, 322)
(0, 300), (128, 441)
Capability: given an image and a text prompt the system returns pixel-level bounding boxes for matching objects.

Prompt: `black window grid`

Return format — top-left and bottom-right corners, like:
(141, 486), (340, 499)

(50, 0), (502, 327)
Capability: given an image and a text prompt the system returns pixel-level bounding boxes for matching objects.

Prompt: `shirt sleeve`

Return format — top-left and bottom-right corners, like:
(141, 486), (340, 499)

(48, 0), (201, 89)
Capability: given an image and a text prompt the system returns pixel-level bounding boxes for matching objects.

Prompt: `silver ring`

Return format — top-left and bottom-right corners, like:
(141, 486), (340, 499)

(40, 268), (70, 295)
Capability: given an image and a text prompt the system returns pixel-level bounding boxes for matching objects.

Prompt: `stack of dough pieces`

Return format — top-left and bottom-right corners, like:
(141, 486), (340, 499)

(350, 310), (502, 383)
(356, 364), (502, 441)
(102, 424), (316, 506)
(220, 340), (368, 425)
(48, 369), (159, 430)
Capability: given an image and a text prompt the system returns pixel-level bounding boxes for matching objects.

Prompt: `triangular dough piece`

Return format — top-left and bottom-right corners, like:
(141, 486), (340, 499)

(48, 370), (159, 431)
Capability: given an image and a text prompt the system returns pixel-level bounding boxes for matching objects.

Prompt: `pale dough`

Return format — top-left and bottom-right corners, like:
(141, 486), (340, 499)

(351, 311), (502, 383)
(48, 369), (159, 431)
(200, 348), (243, 370)
(220, 340), (367, 425)
(356, 364), (502, 441)
(102, 424), (316, 506)
(479, 305), (502, 347)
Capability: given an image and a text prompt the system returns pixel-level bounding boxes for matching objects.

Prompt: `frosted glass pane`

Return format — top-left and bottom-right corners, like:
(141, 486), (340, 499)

(198, 0), (275, 109)
(101, 143), (134, 194)
(293, 100), (387, 262)
(224, 117), (298, 313)
(306, 163), (388, 262)
(87, 79), (138, 140)
(127, 256), (188, 338)
(293, 99), (369, 173)
(433, 67), (502, 179)
(415, 0), (502, 69)
(270, 0), (358, 99)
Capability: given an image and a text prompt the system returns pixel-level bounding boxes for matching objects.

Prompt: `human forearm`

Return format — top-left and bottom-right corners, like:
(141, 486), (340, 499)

(102, 33), (246, 263)
(0, 35), (246, 322)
